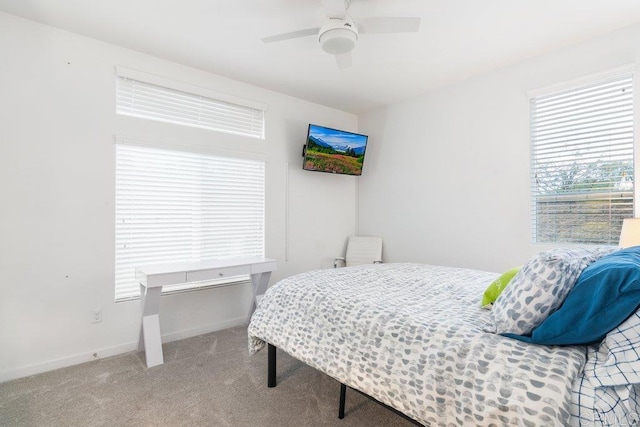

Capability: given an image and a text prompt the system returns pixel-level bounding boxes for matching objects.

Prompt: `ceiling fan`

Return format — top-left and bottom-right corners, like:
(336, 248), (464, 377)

(261, 0), (421, 69)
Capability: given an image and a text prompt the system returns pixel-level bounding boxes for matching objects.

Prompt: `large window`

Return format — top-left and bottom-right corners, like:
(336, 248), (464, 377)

(114, 69), (266, 301)
(115, 143), (265, 301)
(530, 70), (634, 244)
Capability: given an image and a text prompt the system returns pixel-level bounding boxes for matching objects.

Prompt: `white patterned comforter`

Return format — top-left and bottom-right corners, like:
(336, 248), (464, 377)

(247, 263), (607, 426)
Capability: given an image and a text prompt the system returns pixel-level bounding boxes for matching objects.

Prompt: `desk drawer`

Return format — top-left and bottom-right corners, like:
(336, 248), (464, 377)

(144, 271), (187, 288)
(186, 265), (250, 282)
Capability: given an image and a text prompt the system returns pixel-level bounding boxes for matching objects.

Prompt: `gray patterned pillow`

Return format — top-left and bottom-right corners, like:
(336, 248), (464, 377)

(491, 247), (614, 335)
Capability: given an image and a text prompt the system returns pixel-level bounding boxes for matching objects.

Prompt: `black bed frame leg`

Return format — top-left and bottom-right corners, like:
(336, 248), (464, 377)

(338, 383), (346, 419)
(268, 343), (276, 388)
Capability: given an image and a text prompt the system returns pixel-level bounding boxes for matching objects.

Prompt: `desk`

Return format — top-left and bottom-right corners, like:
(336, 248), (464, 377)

(135, 256), (277, 368)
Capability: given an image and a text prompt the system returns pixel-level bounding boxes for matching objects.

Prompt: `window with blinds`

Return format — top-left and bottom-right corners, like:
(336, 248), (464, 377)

(530, 71), (634, 244)
(115, 144), (265, 301)
(116, 71), (265, 139)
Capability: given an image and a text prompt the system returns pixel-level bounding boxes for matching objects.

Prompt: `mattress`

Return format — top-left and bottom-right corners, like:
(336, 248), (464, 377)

(248, 263), (633, 426)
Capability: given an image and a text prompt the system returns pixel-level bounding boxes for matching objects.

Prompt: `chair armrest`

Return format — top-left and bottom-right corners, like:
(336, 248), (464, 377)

(334, 257), (346, 268)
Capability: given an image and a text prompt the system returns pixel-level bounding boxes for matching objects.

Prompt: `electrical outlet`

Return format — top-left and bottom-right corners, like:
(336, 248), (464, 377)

(91, 309), (102, 323)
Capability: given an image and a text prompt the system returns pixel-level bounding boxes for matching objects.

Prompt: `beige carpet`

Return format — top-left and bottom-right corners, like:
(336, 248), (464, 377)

(0, 326), (414, 426)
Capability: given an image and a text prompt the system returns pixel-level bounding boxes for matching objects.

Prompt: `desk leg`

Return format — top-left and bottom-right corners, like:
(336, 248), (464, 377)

(138, 284), (164, 368)
(249, 271), (272, 314)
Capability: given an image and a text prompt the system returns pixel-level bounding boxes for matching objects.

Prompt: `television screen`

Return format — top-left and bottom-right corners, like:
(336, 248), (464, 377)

(302, 124), (369, 176)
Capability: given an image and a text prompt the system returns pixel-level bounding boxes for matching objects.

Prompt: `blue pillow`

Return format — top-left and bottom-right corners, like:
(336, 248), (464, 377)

(504, 246), (640, 345)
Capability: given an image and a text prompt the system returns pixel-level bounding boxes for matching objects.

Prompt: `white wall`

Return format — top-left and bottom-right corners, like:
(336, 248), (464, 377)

(358, 24), (640, 273)
(0, 12), (359, 381)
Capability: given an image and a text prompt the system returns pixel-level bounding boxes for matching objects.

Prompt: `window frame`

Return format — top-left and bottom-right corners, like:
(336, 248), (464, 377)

(529, 67), (635, 245)
(113, 67), (268, 302)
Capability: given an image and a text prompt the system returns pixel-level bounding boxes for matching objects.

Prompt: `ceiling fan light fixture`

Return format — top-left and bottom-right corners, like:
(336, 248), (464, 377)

(319, 28), (357, 55)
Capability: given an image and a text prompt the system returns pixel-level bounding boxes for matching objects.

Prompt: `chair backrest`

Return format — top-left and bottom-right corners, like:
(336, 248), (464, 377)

(345, 236), (383, 267)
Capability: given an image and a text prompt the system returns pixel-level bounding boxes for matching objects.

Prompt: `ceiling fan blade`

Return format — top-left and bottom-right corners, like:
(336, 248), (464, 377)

(321, 0), (346, 18)
(358, 17), (421, 34)
(335, 52), (352, 69)
(261, 27), (320, 43)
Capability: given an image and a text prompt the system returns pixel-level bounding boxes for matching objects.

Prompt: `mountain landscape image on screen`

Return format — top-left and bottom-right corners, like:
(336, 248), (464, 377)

(304, 125), (368, 175)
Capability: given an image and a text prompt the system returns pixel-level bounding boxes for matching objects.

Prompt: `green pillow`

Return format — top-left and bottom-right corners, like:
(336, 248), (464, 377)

(481, 267), (521, 309)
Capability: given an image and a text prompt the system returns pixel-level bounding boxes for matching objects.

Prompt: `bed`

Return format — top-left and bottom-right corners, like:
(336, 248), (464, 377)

(248, 248), (640, 426)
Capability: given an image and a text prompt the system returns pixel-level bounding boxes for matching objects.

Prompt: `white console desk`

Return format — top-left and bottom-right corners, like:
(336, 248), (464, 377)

(135, 256), (277, 368)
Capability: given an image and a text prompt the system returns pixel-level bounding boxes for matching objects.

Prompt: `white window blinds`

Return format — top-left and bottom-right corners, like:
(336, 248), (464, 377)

(530, 71), (634, 244)
(116, 71), (265, 139)
(115, 143), (265, 301)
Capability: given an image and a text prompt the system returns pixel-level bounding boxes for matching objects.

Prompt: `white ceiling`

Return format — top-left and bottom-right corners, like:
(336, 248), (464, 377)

(2, 0), (640, 114)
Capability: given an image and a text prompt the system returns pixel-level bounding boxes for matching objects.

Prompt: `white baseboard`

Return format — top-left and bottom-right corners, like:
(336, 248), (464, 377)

(161, 316), (247, 344)
(0, 316), (248, 384)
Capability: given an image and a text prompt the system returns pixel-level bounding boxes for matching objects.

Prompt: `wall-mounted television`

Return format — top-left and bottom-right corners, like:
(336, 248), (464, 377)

(302, 124), (369, 176)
